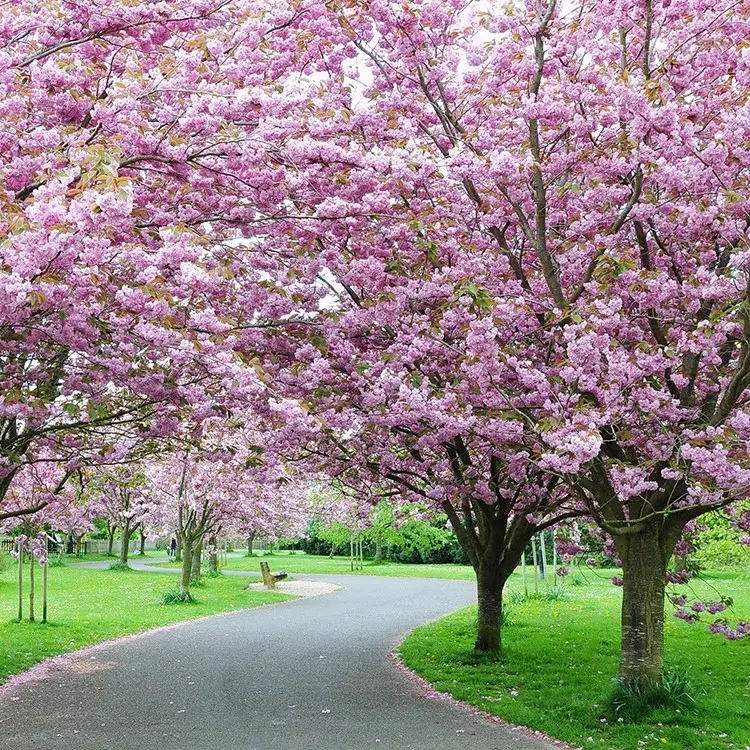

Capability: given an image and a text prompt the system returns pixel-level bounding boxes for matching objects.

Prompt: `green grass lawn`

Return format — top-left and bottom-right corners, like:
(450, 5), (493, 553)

(53, 550), (168, 563)
(0, 564), (293, 684)
(400, 568), (750, 750)
(156, 550), (478, 579)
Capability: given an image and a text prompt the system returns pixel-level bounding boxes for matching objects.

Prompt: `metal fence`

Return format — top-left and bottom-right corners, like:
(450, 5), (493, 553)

(0, 537), (161, 554)
(2, 536), (272, 554)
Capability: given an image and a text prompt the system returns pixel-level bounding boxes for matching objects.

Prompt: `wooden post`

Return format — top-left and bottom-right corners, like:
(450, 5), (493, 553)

(17, 539), (23, 621)
(521, 545), (528, 596)
(540, 531), (548, 586)
(358, 537), (363, 570)
(42, 561), (48, 623)
(29, 553), (35, 622)
(552, 535), (558, 586)
(350, 535), (354, 572)
(532, 536), (539, 593)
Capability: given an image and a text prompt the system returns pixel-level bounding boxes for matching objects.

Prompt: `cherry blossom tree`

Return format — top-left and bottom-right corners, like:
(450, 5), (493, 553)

(226, 0), (750, 681)
(89, 466), (148, 566)
(229, 478), (313, 557)
(141, 415), (311, 598)
(0, 0), (310, 518)
(5, 0), (749, 689)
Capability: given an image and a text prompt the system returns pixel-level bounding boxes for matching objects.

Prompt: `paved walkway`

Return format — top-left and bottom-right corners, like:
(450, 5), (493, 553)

(0, 564), (561, 750)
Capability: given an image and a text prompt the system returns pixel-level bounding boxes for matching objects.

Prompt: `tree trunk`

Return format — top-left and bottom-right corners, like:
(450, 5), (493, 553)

(618, 523), (667, 684)
(107, 526), (115, 555)
(139, 530), (146, 555)
(374, 532), (383, 564)
(180, 543), (193, 595)
(175, 532), (182, 562)
(246, 531), (255, 557)
(209, 535), (218, 573)
(442, 498), (540, 655)
(190, 541), (202, 581)
(119, 520), (131, 565)
(475, 562), (504, 653)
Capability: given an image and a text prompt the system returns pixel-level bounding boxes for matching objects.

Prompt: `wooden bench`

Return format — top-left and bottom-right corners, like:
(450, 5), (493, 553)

(259, 561), (288, 589)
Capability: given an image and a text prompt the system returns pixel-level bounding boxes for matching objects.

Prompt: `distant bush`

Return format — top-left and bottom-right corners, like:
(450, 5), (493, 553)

(693, 510), (750, 568)
(300, 511), (469, 565)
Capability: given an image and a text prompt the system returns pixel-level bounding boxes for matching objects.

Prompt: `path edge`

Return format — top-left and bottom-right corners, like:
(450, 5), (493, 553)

(390, 637), (582, 750)
(0, 593), (301, 697)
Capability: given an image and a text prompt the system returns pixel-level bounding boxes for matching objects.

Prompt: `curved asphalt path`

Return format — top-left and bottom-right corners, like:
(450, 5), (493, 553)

(0, 560), (559, 750)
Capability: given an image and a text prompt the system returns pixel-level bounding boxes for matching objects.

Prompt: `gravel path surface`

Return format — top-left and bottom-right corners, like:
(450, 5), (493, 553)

(0, 564), (562, 750)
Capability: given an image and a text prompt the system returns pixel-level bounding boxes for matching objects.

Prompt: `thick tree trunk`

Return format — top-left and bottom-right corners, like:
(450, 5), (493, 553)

(374, 532), (383, 564)
(618, 523), (667, 684)
(246, 531), (255, 557)
(474, 563), (504, 653)
(180, 543), (193, 595)
(190, 541), (202, 581)
(175, 532), (182, 562)
(139, 530), (146, 556)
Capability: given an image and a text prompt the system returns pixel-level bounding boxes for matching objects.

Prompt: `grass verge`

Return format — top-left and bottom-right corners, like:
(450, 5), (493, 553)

(0, 565), (293, 684)
(399, 569), (749, 750)
(156, 550), (477, 579)
(50, 550), (167, 563)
